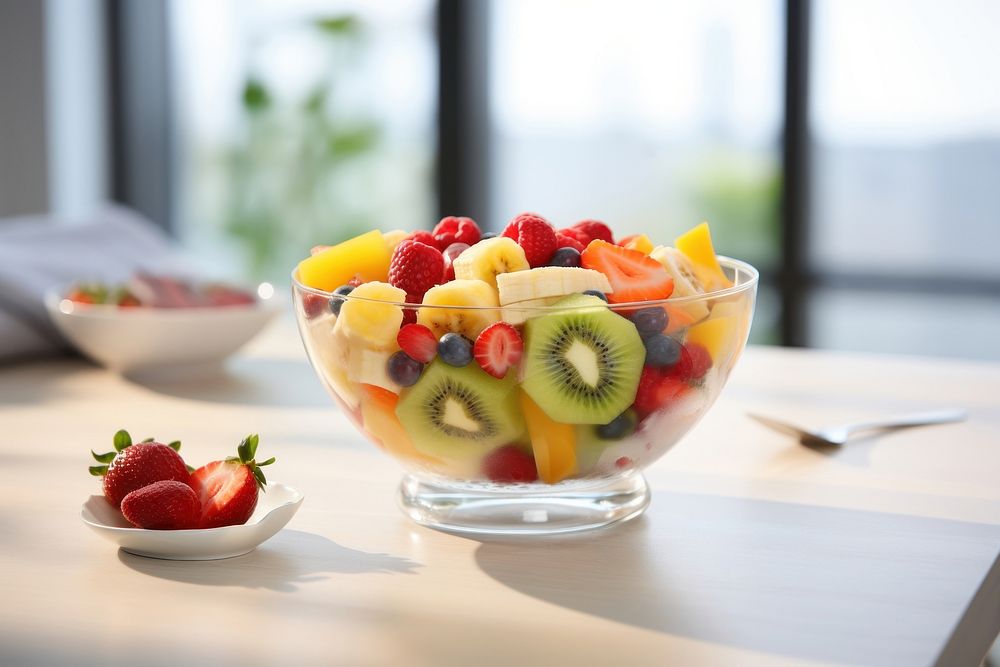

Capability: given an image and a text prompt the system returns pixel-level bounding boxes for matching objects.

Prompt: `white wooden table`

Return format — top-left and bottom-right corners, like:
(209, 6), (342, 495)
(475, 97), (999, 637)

(1, 320), (998, 666)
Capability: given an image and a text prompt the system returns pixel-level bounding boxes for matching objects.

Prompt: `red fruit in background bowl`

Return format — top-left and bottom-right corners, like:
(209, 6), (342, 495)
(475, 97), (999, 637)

(121, 480), (201, 530)
(433, 216), (481, 249)
(502, 213), (557, 267)
(189, 434), (275, 529)
(89, 430), (191, 508)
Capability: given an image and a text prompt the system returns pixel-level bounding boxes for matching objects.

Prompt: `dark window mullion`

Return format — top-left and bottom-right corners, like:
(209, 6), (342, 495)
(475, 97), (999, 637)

(780, 0), (812, 347)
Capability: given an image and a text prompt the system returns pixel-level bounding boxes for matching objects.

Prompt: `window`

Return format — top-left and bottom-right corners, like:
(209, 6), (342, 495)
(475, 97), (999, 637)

(807, 0), (1000, 359)
(170, 0), (437, 282)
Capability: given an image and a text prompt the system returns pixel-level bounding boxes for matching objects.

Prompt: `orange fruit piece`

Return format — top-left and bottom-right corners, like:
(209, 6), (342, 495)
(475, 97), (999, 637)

(519, 392), (576, 484)
(359, 384), (441, 466)
(618, 234), (654, 254)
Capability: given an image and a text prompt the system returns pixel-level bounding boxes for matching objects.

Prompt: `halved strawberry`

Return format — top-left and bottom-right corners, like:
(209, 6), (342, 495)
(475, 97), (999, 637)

(473, 322), (523, 379)
(189, 434), (275, 529)
(397, 323), (437, 363)
(121, 480), (201, 530)
(580, 240), (674, 304)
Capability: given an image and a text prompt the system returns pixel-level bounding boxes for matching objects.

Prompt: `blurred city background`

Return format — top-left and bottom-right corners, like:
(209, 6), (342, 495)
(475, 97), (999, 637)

(2, 0), (999, 359)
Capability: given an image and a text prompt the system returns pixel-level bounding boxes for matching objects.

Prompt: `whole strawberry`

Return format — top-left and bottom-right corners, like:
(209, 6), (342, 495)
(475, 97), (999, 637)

(388, 240), (445, 302)
(190, 434), (275, 529)
(501, 212), (557, 267)
(90, 430), (191, 508)
(121, 480), (201, 530)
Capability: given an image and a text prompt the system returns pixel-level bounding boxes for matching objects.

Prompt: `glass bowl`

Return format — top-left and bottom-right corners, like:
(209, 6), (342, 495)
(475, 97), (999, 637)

(293, 258), (757, 535)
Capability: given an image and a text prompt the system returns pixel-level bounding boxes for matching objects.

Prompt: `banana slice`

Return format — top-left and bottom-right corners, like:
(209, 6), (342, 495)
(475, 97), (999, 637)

(346, 347), (401, 394)
(496, 267), (613, 306)
(452, 237), (530, 289)
(333, 281), (406, 350)
(417, 279), (500, 339)
(501, 296), (561, 326)
(649, 246), (710, 322)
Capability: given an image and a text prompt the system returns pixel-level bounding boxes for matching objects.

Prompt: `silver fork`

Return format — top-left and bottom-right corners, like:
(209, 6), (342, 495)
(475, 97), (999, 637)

(747, 409), (967, 447)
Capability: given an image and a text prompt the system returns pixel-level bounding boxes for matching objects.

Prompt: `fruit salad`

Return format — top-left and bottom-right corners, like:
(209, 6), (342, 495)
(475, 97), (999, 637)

(66, 273), (256, 308)
(294, 215), (755, 485)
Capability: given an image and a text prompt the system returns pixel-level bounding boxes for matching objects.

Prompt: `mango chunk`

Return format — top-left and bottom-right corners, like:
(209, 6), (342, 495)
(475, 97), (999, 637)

(674, 222), (732, 291)
(520, 392), (576, 484)
(297, 230), (392, 292)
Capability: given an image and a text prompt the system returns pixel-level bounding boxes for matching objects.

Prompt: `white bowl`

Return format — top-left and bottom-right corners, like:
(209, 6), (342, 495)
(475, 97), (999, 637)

(81, 482), (304, 560)
(45, 287), (282, 373)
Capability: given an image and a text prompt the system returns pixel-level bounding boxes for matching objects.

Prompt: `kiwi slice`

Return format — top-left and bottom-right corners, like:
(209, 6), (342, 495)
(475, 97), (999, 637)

(396, 360), (525, 460)
(522, 294), (644, 425)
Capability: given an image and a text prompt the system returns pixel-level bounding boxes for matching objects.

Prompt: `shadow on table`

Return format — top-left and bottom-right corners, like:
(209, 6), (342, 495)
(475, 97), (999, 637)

(119, 529), (420, 592)
(471, 491), (1000, 666)
(125, 357), (330, 408)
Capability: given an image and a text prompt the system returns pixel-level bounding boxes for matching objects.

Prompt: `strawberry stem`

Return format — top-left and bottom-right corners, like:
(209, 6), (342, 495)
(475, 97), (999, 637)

(231, 434), (273, 492)
(89, 429), (184, 478)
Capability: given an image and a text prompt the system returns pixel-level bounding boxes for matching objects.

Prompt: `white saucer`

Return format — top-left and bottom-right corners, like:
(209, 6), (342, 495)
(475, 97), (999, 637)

(82, 483), (304, 560)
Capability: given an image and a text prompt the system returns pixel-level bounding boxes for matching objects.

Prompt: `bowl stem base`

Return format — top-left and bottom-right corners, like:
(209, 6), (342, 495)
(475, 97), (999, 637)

(397, 473), (650, 536)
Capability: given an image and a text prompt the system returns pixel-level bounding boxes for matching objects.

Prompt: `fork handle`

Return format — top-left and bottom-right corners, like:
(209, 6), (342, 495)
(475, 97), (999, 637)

(844, 409), (968, 436)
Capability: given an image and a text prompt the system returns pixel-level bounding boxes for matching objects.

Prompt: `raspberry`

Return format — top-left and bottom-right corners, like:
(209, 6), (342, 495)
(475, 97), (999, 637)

(388, 240), (445, 302)
(633, 367), (689, 418)
(408, 230), (436, 247)
(502, 213), (557, 267)
(432, 216), (481, 249)
(555, 232), (586, 253)
(633, 366), (664, 418)
(558, 227), (591, 247)
(483, 444), (538, 483)
(668, 342), (712, 382)
(573, 220), (614, 245)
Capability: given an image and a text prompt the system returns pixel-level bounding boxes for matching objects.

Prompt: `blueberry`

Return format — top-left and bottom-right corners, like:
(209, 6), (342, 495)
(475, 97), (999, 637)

(644, 334), (681, 367)
(479, 232), (497, 241)
(582, 289), (609, 302)
(631, 306), (668, 337)
(387, 351), (424, 386)
(548, 247), (581, 268)
(328, 284), (355, 316)
(438, 333), (473, 366)
(596, 410), (637, 440)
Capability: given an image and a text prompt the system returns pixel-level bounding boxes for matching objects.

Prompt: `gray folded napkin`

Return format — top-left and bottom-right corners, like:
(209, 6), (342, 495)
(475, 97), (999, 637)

(0, 205), (181, 362)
